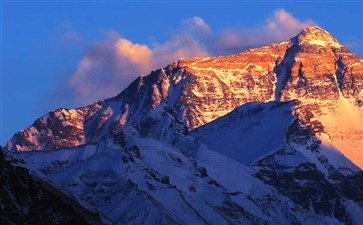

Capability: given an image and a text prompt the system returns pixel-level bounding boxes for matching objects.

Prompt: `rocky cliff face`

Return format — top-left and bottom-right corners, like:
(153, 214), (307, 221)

(4, 26), (363, 224)
(192, 100), (363, 225)
(276, 26), (363, 168)
(0, 147), (101, 225)
(7, 100), (363, 225)
(253, 102), (363, 225)
(6, 27), (363, 168)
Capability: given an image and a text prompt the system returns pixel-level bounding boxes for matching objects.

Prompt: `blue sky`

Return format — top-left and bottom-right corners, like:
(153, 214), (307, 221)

(1, 1), (363, 145)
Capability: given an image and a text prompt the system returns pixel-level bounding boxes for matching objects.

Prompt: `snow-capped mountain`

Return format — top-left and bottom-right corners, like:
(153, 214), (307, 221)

(6, 26), (363, 168)
(6, 100), (363, 224)
(2, 26), (363, 224)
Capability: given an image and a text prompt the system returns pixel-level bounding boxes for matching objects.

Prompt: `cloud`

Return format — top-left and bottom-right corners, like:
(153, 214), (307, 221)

(69, 33), (151, 103)
(68, 17), (210, 104)
(182, 16), (211, 33)
(65, 9), (315, 105)
(214, 9), (316, 54)
(265, 9), (316, 40)
(115, 38), (152, 67)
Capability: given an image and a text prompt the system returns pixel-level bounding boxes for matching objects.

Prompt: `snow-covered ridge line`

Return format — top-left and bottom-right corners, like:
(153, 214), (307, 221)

(8, 98), (363, 224)
(6, 26), (363, 170)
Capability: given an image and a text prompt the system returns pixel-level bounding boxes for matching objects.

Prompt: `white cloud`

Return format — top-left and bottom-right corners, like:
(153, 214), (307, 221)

(214, 9), (316, 54)
(115, 38), (153, 67)
(265, 9), (316, 39)
(182, 16), (211, 33)
(66, 9), (316, 104)
(69, 29), (209, 104)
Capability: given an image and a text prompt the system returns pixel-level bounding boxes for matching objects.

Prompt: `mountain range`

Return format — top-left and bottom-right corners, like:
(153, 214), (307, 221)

(1, 26), (363, 225)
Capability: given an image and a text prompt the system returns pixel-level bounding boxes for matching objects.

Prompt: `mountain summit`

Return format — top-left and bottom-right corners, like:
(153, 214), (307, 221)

(3, 26), (363, 224)
(294, 26), (343, 48)
(6, 26), (363, 168)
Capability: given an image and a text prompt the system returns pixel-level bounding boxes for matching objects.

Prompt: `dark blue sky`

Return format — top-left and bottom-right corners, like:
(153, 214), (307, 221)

(1, 1), (363, 145)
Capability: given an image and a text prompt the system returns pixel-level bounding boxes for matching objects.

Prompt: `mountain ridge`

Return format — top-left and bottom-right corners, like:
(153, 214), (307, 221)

(6, 99), (363, 224)
(6, 26), (363, 168)
(2, 26), (363, 224)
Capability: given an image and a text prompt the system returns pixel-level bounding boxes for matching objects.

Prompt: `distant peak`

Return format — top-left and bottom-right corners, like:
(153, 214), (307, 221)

(300, 26), (333, 38)
(294, 26), (343, 48)
(301, 25), (326, 33)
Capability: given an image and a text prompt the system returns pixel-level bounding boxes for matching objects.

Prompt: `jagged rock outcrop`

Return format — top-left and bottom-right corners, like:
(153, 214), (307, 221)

(3, 25), (363, 225)
(7, 100), (363, 225)
(252, 103), (363, 225)
(0, 147), (101, 225)
(191, 98), (363, 224)
(6, 26), (363, 169)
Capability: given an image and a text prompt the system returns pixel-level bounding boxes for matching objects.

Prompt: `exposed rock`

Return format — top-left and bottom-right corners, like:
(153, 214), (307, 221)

(0, 147), (101, 225)
(7, 27), (363, 169)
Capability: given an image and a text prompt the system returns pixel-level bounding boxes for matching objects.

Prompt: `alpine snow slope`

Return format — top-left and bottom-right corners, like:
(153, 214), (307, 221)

(3, 26), (363, 224)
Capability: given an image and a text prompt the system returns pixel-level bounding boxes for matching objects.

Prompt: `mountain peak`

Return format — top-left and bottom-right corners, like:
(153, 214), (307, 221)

(301, 25), (326, 33)
(294, 25), (343, 48)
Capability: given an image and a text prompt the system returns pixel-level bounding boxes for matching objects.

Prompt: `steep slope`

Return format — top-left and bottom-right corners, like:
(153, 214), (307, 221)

(6, 41), (288, 151)
(6, 26), (363, 169)
(6, 64), (188, 151)
(192, 100), (363, 224)
(5, 137), (348, 224)
(192, 101), (297, 166)
(252, 103), (363, 225)
(0, 147), (101, 225)
(276, 26), (363, 168)
(8, 101), (363, 225)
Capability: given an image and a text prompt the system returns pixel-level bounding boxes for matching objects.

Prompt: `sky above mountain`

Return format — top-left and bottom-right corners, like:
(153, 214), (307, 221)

(1, 1), (363, 145)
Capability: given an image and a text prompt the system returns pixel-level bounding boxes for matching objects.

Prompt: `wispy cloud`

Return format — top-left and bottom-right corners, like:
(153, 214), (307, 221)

(265, 9), (315, 40)
(181, 16), (212, 34)
(214, 9), (316, 54)
(65, 9), (316, 104)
